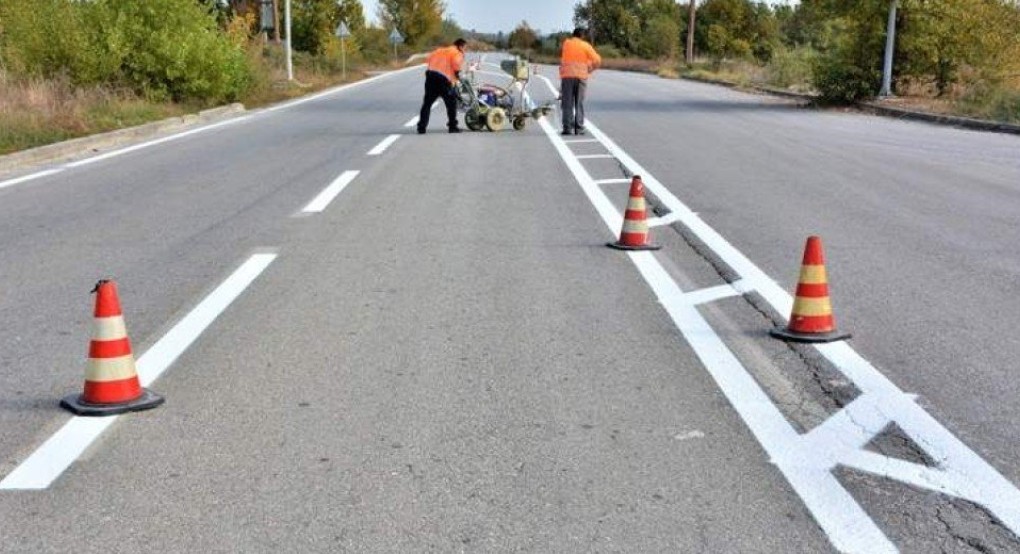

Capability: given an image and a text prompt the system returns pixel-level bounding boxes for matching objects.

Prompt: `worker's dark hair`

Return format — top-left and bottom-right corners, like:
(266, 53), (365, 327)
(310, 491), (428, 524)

(454, 38), (467, 47)
(572, 27), (587, 39)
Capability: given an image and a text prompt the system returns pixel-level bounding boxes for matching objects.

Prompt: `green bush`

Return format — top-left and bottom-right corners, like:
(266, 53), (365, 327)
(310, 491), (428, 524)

(90, 0), (252, 103)
(0, 0), (252, 104)
(812, 50), (881, 104)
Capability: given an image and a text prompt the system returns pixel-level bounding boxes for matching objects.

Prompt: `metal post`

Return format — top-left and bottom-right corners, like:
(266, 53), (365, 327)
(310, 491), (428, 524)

(341, 36), (346, 81)
(880, 0), (897, 97)
(285, 0), (293, 81)
(686, 0), (696, 65)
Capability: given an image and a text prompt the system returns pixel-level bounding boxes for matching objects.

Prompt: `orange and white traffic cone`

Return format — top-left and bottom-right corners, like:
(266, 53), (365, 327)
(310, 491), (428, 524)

(60, 280), (164, 416)
(607, 176), (661, 251)
(770, 236), (851, 343)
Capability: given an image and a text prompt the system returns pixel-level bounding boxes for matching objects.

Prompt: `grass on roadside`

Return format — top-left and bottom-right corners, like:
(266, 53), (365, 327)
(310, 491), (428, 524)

(0, 43), (409, 156)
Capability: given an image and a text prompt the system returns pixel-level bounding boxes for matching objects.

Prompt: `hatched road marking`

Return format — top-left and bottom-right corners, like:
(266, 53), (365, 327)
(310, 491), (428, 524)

(0, 253), (277, 490)
(534, 72), (1020, 553)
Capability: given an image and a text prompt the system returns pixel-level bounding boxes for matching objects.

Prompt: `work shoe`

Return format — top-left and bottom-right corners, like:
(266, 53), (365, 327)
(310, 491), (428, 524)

(575, 127), (587, 136)
(417, 127), (426, 135)
(448, 127), (462, 134)
(561, 129), (573, 136)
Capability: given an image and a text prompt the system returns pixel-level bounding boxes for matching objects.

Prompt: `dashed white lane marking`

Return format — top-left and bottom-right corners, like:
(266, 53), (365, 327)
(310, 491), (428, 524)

(534, 73), (1020, 552)
(574, 154), (615, 159)
(302, 170), (360, 213)
(0, 253), (277, 490)
(368, 134), (401, 156)
(0, 65), (426, 191)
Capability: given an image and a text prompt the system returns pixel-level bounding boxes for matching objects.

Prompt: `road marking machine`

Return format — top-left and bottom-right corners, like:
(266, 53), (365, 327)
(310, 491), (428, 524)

(456, 56), (555, 132)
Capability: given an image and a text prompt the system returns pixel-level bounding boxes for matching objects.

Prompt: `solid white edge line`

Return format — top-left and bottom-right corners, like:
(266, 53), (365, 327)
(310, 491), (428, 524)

(302, 170), (360, 213)
(0, 252), (277, 490)
(368, 134), (401, 156)
(0, 168), (64, 191)
(1, 65), (425, 190)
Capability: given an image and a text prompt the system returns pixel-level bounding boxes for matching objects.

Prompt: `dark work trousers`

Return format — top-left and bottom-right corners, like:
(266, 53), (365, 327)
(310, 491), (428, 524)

(560, 77), (588, 132)
(418, 70), (459, 132)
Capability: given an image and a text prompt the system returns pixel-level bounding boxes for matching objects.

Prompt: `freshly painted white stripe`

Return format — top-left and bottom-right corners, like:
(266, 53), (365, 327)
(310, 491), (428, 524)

(0, 169), (63, 191)
(538, 100), (1020, 549)
(404, 116), (420, 127)
(302, 170), (360, 213)
(368, 134), (401, 156)
(594, 178), (633, 185)
(683, 281), (748, 306)
(563, 139), (600, 144)
(575, 154), (615, 160)
(0, 253), (277, 490)
(536, 113), (897, 553)
(646, 212), (683, 228)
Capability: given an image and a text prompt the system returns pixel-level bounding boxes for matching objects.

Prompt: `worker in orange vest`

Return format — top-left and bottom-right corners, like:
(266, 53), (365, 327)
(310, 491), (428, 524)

(417, 38), (467, 134)
(560, 27), (601, 136)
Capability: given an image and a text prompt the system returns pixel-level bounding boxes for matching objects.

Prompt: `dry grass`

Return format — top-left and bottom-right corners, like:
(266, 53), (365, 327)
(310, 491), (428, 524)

(0, 71), (185, 155)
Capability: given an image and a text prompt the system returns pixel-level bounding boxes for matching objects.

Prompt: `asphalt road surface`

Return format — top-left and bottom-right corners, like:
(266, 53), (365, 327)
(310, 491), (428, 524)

(1, 54), (1019, 553)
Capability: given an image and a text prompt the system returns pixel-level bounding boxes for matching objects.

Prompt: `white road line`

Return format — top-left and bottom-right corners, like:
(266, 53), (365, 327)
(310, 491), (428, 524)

(538, 110), (1020, 551)
(0, 65), (425, 192)
(0, 169), (64, 191)
(646, 212), (684, 228)
(302, 170), (360, 213)
(0, 253), (277, 490)
(594, 178), (632, 185)
(563, 139), (600, 144)
(368, 134), (401, 156)
(682, 281), (748, 306)
(575, 154), (615, 160)
(404, 116), (420, 127)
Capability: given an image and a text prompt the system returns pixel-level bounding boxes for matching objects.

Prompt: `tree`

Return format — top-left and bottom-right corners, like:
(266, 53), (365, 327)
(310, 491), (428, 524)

(508, 21), (540, 51)
(377, 0), (445, 48)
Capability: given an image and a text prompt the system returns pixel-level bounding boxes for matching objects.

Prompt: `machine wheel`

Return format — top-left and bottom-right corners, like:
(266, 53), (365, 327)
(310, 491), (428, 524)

(485, 108), (507, 131)
(512, 116), (526, 131)
(465, 109), (484, 132)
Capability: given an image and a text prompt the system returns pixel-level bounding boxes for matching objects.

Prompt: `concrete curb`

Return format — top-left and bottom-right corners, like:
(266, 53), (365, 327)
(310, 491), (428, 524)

(681, 73), (1020, 135)
(858, 102), (1020, 136)
(0, 103), (246, 175)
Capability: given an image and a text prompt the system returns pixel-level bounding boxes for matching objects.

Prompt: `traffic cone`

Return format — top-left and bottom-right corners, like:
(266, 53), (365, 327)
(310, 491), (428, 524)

(770, 236), (851, 343)
(607, 176), (661, 251)
(60, 280), (164, 416)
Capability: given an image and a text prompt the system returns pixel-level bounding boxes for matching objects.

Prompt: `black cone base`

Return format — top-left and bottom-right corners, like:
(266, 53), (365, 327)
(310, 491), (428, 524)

(769, 326), (851, 344)
(607, 241), (662, 251)
(60, 389), (164, 417)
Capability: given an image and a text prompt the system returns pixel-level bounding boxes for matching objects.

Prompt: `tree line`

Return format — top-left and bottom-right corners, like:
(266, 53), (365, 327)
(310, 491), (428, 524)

(0, 0), (461, 104)
(509, 0), (1020, 104)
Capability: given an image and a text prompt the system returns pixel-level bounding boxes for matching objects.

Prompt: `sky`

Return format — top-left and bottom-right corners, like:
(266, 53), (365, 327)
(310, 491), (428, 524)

(360, 0), (578, 35)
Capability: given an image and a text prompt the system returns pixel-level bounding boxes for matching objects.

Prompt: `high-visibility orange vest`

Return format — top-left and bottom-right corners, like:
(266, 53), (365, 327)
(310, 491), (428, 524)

(427, 45), (464, 83)
(560, 37), (601, 80)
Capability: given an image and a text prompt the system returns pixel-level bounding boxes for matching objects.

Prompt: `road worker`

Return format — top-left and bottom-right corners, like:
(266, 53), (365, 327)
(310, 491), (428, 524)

(559, 28), (601, 136)
(417, 38), (467, 134)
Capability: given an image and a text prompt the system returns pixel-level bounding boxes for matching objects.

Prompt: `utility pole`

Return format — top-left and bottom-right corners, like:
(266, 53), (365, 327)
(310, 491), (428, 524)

(272, 0), (280, 43)
(686, 0), (696, 65)
(285, 0), (293, 81)
(880, 0), (897, 97)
